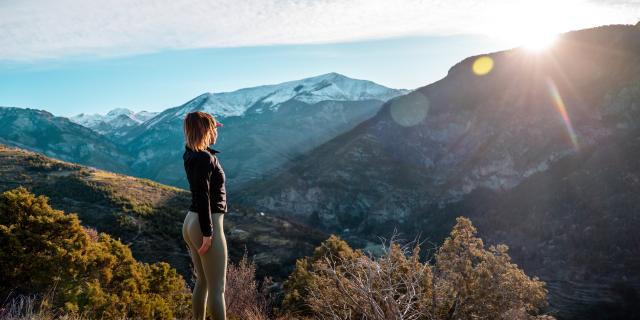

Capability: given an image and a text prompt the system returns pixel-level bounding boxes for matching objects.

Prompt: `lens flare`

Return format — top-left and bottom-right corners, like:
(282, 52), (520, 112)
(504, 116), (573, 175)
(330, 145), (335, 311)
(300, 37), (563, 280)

(472, 56), (494, 76)
(546, 78), (579, 150)
(389, 92), (429, 127)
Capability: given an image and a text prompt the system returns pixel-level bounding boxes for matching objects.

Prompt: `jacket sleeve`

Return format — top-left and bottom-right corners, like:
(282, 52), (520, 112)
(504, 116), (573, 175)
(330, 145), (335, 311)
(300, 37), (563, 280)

(210, 156), (227, 213)
(193, 154), (214, 237)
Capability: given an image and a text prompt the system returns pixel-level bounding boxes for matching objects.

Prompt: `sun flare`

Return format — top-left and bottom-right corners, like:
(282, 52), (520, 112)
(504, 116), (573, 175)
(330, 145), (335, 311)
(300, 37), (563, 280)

(497, 23), (560, 52)
(522, 32), (558, 51)
(479, 0), (608, 53)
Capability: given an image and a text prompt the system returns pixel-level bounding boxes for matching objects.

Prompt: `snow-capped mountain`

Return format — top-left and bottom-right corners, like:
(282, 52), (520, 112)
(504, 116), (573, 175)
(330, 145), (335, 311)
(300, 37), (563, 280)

(144, 72), (408, 128)
(70, 108), (158, 136)
(122, 72), (409, 189)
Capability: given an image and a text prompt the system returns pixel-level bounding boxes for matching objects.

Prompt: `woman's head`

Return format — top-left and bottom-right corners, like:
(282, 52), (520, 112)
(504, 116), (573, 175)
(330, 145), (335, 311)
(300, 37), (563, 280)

(184, 111), (222, 151)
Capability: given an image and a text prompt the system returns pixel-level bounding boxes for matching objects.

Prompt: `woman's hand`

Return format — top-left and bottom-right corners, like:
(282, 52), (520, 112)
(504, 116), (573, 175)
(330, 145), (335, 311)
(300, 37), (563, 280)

(198, 236), (212, 255)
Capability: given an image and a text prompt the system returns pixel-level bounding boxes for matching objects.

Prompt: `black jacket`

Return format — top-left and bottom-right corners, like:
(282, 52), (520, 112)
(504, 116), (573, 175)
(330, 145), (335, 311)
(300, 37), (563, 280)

(183, 145), (227, 237)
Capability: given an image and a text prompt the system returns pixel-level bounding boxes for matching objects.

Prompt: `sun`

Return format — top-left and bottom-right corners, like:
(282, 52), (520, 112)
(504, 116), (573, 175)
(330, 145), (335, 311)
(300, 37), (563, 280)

(482, 0), (576, 53)
(522, 31), (558, 52)
(494, 25), (560, 53)
(500, 19), (560, 52)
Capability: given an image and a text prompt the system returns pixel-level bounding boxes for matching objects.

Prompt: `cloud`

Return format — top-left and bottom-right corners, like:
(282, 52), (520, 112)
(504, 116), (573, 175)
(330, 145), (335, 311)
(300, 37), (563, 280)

(1, 0), (638, 61)
(588, 0), (640, 5)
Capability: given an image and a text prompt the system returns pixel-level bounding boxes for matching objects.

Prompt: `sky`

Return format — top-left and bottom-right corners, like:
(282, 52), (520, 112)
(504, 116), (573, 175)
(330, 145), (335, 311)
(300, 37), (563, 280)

(1, 0), (639, 116)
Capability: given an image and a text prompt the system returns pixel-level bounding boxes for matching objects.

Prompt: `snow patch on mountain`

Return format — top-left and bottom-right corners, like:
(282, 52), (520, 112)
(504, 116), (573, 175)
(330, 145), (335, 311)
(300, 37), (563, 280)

(70, 108), (158, 134)
(160, 73), (409, 124)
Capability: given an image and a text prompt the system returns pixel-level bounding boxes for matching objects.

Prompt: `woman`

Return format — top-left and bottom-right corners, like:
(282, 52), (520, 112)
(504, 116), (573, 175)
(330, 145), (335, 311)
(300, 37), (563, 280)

(182, 111), (227, 320)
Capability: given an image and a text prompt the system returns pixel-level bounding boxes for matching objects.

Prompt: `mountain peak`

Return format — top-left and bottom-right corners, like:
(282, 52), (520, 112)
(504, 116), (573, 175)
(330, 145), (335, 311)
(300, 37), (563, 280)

(308, 72), (347, 80)
(166, 73), (408, 120)
(70, 108), (158, 135)
(106, 108), (134, 117)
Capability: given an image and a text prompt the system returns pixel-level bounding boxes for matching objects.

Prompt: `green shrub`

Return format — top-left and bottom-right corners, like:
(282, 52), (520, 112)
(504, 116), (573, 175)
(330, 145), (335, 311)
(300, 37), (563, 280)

(0, 187), (190, 319)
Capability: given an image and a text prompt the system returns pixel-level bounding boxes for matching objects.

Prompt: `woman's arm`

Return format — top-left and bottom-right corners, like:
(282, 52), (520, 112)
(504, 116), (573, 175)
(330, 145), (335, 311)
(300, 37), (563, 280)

(192, 154), (214, 254)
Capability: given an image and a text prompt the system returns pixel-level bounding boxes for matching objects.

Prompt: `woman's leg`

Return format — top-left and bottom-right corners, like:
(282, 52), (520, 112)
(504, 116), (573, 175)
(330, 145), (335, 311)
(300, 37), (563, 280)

(183, 211), (207, 320)
(184, 211), (228, 320)
(200, 213), (227, 320)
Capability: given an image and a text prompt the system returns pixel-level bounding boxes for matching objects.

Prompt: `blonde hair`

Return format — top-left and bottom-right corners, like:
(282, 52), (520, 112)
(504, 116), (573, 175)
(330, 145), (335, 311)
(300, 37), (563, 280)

(184, 111), (219, 151)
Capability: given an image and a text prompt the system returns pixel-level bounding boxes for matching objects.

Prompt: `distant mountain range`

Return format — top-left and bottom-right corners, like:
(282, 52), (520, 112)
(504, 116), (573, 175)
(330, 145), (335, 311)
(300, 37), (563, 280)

(70, 108), (158, 137)
(0, 72), (408, 190)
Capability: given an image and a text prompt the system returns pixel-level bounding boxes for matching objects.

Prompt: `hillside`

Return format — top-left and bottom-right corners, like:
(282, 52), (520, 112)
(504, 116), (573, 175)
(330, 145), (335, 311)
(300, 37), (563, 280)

(235, 24), (640, 318)
(0, 144), (327, 280)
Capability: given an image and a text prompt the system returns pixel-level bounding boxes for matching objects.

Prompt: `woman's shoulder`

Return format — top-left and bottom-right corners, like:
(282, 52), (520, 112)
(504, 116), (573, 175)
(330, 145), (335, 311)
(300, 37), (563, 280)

(184, 146), (214, 163)
(197, 150), (215, 163)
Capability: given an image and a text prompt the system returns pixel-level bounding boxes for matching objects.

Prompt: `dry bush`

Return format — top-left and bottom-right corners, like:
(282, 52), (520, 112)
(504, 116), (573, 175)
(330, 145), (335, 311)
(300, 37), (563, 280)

(0, 294), (89, 320)
(308, 241), (434, 320)
(283, 217), (554, 320)
(226, 252), (274, 320)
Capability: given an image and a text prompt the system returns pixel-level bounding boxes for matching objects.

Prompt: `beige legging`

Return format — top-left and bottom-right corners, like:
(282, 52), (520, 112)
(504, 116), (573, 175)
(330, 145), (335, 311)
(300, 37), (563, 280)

(182, 211), (227, 320)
